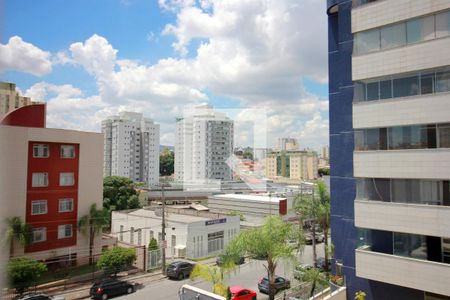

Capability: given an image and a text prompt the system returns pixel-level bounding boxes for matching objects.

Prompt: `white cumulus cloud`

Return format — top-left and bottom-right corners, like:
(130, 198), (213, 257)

(0, 36), (52, 76)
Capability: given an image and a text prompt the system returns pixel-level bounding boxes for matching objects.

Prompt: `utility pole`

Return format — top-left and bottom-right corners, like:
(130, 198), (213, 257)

(161, 183), (167, 275)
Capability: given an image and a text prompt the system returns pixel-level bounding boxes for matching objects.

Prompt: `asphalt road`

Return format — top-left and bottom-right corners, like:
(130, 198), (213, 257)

(118, 243), (325, 300)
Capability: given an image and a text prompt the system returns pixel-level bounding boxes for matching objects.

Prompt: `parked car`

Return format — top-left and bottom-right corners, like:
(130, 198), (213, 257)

(293, 263), (313, 280)
(14, 294), (65, 300)
(166, 261), (195, 280)
(89, 278), (134, 300)
(216, 254), (245, 265)
(229, 286), (257, 300)
(257, 275), (291, 294)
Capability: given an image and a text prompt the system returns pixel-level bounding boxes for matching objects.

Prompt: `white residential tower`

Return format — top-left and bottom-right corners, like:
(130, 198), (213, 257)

(102, 112), (160, 186)
(175, 105), (234, 183)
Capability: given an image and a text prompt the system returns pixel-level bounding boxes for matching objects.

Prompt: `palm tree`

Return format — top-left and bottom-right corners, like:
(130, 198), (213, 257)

(226, 216), (302, 300)
(5, 217), (32, 257)
(78, 203), (109, 265)
(316, 181), (331, 272)
(190, 263), (230, 297)
(301, 268), (328, 298)
(294, 185), (321, 267)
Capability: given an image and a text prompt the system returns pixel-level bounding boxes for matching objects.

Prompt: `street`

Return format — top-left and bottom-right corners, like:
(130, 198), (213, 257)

(119, 244), (325, 300)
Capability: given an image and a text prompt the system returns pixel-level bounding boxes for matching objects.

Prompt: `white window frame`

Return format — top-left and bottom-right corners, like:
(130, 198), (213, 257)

(60, 145), (75, 158)
(58, 198), (74, 213)
(59, 172), (75, 186)
(31, 200), (47, 215)
(32, 172), (48, 187)
(33, 144), (49, 158)
(32, 227), (46, 243)
(58, 224), (73, 239)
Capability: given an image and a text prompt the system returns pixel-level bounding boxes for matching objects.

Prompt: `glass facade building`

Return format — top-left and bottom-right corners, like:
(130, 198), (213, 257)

(328, 0), (450, 299)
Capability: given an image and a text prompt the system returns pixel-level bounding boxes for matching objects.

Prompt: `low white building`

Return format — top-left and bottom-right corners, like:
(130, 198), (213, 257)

(208, 193), (290, 217)
(111, 209), (240, 259)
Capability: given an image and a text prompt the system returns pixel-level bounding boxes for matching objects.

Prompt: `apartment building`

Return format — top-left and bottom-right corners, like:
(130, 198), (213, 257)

(0, 81), (34, 117)
(102, 112), (160, 186)
(175, 105), (234, 183)
(328, 0), (450, 299)
(0, 104), (103, 269)
(277, 137), (299, 151)
(265, 150), (318, 181)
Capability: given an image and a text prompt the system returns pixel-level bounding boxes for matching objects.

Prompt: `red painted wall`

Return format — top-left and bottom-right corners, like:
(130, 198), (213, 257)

(0, 104), (46, 128)
(26, 142), (79, 253)
(279, 199), (287, 215)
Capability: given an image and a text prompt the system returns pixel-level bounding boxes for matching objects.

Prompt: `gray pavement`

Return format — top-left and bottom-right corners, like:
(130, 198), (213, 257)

(115, 243), (326, 300)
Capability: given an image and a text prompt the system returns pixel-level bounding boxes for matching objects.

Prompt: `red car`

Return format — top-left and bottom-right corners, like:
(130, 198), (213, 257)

(229, 286), (257, 300)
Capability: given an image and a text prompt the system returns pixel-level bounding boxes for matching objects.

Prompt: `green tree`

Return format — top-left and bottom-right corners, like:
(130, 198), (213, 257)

(190, 264), (230, 297)
(294, 187), (321, 267)
(316, 181), (331, 272)
(228, 210), (246, 221)
(4, 217), (32, 257)
(160, 148), (174, 176)
(7, 257), (47, 294)
(148, 238), (158, 250)
(97, 247), (136, 276)
(318, 167), (330, 176)
(103, 176), (141, 211)
(355, 291), (367, 300)
(242, 150), (253, 160)
(78, 203), (110, 265)
(226, 216), (302, 300)
(301, 268), (328, 298)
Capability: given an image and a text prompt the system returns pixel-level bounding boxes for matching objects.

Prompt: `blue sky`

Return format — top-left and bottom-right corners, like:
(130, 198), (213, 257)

(0, 0), (329, 148)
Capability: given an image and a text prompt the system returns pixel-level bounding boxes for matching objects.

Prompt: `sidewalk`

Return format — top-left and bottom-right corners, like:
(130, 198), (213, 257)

(57, 256), (219, 299)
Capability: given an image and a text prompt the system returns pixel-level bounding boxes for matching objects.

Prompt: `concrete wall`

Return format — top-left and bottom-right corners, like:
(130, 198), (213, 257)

(355, 200), (450, 237)
(354, 149), (450, 179)
(353, 93), (450, 129)
(353, 37), (450, 81)
(352, 0), (450, 33)
(356, 247), (450, 296)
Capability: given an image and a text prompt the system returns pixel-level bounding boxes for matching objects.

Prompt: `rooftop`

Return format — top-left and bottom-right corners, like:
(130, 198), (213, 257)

(211, 193), (286, 203)
(119, 208), (213, 224)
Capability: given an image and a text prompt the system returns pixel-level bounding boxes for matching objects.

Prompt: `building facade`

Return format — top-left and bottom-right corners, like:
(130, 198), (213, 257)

(175, 105), (234, 183)
(208, 194), (288, 217)
(0, 81), (34, 117)
(0, 104), (104, 271)
(102, 112), (160, 186)
(265, 150), (318, 181)
(111, 209), (240, 259)
(277, 137), (299, 151)
(328, 0), (450, 299)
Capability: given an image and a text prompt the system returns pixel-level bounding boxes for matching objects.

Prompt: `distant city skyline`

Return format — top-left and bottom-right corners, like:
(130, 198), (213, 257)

(0, 0), (328, 150)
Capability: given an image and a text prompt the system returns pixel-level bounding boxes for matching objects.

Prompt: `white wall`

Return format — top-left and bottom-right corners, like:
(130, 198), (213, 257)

(353, 93), (450, 129)
(354, 149), (450, 179)
(112, 212), (240, 259)
(353, 38), (450, 81)
(355, 200), (450, 237)
(352, 0), (450, 33)
(186, 216), (240, 259)
(356, 247), (450, 296)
